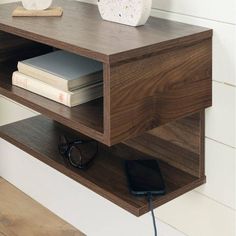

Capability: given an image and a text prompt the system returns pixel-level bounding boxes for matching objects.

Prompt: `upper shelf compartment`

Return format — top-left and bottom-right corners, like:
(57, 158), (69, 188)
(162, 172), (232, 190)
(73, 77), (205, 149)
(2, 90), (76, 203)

(0, 0), (212, 146)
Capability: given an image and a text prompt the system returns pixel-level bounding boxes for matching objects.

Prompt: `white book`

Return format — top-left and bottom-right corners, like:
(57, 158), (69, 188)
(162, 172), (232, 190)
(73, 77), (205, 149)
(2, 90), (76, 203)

(12, 71), (103, 107)
(17, 50), (103, 92)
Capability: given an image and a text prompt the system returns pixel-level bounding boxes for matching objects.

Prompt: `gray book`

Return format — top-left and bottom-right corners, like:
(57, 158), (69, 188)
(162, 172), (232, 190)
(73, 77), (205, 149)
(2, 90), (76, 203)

(18, 50), (103, 91)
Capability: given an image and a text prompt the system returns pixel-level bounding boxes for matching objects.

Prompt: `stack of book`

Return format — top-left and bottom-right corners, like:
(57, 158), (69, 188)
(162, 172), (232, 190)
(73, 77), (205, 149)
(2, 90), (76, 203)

(12, 50), (103, 107)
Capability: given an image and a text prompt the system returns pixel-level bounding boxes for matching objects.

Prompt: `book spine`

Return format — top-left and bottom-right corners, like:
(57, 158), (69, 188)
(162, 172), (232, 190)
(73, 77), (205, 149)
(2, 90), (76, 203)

(12, 72), (71, 106)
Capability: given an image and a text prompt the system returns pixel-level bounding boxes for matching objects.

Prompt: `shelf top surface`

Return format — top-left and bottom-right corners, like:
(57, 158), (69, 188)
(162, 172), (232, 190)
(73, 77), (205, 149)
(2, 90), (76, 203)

(0, 0), (212, 63)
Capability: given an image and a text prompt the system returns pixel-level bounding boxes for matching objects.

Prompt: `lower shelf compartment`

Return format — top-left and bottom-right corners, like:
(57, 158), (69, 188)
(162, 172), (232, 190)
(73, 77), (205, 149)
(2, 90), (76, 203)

(0, 115), (205, 216)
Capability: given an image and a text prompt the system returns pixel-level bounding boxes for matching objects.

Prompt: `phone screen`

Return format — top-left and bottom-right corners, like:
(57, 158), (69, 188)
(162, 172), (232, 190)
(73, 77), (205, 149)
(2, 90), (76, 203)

(125, 159), (165, 196)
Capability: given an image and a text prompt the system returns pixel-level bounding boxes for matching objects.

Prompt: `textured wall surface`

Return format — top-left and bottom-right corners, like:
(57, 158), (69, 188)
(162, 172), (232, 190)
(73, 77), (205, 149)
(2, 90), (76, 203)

(0, 1), (235, 236)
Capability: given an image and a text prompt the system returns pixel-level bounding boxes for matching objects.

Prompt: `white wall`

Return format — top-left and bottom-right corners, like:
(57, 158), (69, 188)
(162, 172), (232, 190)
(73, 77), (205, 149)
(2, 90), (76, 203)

(0, 0), (236, 236)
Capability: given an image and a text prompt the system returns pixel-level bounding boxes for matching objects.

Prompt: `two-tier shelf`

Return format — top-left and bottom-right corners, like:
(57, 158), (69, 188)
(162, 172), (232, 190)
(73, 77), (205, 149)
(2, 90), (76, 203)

(0, 0), (212, 216)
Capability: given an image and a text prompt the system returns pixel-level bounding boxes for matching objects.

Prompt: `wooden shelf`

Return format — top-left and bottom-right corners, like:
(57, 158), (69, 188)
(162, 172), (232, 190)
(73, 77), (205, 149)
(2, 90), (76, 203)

(0, 0), (212, 145)
(0, 0), (212, 216)
(0, 115), (205, 216)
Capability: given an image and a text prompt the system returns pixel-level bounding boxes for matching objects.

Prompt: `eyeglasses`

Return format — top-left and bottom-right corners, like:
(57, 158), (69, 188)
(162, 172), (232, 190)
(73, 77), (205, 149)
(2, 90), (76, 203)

(58, 135), (98, 170)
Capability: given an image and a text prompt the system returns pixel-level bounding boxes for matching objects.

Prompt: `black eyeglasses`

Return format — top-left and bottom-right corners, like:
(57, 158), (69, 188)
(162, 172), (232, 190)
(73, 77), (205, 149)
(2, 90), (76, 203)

(58, 135), (98, 170)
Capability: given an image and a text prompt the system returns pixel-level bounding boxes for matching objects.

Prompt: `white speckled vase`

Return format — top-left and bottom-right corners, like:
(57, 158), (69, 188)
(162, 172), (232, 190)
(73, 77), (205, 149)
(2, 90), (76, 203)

(98, 0), (152, 26)
(22, 0), (52, 10)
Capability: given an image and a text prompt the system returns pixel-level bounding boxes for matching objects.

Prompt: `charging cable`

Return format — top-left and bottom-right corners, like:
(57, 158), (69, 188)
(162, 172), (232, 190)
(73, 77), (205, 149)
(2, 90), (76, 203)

(147, 193), (157, 236)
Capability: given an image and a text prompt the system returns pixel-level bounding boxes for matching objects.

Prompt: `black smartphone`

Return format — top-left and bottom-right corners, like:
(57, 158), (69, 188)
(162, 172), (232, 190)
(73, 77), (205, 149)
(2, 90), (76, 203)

(125, 159), (165, 196)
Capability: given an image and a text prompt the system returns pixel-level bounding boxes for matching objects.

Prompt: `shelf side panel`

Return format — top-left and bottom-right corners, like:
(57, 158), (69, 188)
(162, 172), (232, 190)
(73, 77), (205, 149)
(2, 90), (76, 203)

(107, 38), (212, 145)
(125, 111), (205, 178)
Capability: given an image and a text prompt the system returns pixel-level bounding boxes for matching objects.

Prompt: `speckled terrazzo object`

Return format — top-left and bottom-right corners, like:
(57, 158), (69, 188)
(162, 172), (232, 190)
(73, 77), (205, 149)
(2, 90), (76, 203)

(21, 0), (52, 10)
(98, 0), (152, 26)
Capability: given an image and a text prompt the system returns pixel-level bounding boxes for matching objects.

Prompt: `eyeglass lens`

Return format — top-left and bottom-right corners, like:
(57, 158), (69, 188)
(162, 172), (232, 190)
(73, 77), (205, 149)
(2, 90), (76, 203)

(58, 135), (98, 169)
(69, 141), (97, 167)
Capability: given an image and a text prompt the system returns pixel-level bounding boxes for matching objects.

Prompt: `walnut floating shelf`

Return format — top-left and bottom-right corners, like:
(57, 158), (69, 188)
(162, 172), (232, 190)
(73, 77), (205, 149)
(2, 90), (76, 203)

(0, 115), (205, 216)
(0, 0), (212, 216)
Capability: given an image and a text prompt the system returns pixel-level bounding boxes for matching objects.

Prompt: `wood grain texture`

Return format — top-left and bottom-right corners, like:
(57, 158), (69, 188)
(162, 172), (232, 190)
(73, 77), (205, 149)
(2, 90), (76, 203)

(125, 112), (205, 177)
(0, 178), (85, 236)
(147, 113), (203, 154)
(199, 111), (205, 176)
(0, 0), (212, 63)
(0, 116), (205, 216)
(125, 134), (200, 177)
(106, 39), (212, 145)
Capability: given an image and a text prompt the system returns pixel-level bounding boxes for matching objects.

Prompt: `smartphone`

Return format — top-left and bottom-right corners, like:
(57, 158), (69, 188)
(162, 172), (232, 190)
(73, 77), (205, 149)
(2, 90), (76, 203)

(125, 159), (166, 196)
